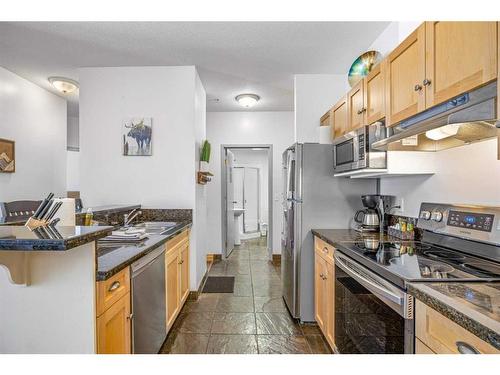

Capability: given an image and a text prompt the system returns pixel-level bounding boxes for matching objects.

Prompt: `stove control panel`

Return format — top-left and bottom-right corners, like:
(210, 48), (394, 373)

(417, 202), (500, 246)
(447, 211), (494, 232)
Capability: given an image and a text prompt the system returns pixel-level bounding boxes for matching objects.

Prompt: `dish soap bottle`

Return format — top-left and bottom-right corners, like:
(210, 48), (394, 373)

(84, 208), (93, 226)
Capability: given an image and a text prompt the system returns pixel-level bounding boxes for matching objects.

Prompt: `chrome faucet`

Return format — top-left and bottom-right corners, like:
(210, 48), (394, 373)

(124, 208), (142, 227)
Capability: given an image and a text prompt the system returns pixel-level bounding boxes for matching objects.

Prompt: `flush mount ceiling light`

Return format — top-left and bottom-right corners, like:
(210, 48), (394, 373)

(235, 93), (260, 108)
(48, 77), (79, 94)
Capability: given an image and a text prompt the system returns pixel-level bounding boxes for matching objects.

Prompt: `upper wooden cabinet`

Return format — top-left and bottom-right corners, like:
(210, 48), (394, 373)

(385, 24), (426, 126)
(425, 21), (498, 108)
(348, 79), (366, 130)
(364, 59), (386, 124)
(320, 109), (333, 127)
(331, 95), (348, 139)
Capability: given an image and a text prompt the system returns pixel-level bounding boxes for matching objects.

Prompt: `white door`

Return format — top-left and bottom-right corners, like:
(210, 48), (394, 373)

(243, 167), (259, 233)
(225, 150), (236, 257)
(233, 167), (245, 234)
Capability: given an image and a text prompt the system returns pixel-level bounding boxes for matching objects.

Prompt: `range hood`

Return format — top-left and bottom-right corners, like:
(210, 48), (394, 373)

(372, 82), (499, 153)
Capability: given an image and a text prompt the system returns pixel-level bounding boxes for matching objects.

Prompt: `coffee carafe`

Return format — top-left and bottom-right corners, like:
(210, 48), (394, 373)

(354, 208), (380, 229)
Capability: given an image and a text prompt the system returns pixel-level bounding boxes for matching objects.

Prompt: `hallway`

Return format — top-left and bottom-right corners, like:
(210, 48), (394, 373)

(160, 237), (331, 354)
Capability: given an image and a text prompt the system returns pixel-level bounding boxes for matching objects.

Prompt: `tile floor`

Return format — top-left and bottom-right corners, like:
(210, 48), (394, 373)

(160, 237), (331, 354)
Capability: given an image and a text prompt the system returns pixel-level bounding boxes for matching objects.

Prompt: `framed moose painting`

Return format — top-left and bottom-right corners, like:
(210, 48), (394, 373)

(122, 117), (152, 156)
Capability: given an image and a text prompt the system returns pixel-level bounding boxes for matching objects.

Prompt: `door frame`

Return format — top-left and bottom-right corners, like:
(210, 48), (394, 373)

(220, 144), (273, 260)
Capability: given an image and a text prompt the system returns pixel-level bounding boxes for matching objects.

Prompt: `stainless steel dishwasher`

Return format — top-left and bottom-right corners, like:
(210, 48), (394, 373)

(131, 246), (166, 354)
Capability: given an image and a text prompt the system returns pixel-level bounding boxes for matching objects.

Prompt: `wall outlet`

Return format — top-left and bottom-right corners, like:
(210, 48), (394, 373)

(393, 197), (404, 215)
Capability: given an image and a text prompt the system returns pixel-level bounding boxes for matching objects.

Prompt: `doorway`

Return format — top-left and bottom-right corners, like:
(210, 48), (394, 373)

(221, 145), (273, 259)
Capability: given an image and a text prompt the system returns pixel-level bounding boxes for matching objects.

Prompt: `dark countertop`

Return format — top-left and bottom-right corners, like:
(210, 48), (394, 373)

(0, 225), (113, 251)
(76, 204), (141, 215)
(96, 221), (191, 281)
(312, 228), (388, 245)
(408, 282), (500, 350)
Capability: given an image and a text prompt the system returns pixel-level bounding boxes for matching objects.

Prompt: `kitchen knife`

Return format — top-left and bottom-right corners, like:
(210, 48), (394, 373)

(33, 193), (54, 219)
(49, 218), (60, 227)
(38, 199), (54, 220)
(46, 201), (63, 221)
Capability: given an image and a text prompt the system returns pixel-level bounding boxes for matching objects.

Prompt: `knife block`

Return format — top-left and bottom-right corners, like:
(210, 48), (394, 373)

(25, 216), (50, 230)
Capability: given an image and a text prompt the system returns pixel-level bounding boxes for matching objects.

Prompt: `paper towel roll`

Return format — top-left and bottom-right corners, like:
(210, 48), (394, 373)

(51, 198), (76, 226)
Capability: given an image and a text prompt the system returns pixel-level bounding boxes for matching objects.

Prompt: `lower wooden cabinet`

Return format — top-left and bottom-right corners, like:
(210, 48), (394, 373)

(96, 267), (131, 354)
(166, 229), (190, 332)
(314, 236), (336, 351)
(96, 292), (132, 354)
(415, 300), (499, 354)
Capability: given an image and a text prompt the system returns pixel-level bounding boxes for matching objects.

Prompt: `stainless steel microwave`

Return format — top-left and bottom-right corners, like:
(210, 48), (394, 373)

(333, 122), (387, 174)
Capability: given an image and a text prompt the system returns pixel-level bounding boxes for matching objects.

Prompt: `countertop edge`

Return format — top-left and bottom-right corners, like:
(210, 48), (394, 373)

(96, 221), (192, 281)
(408, 283), (500, 350)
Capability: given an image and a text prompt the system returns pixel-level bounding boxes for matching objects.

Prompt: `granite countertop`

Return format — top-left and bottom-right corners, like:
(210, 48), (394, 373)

(96, 220), (191, 281)
(408, 282), (500, 350)
(76, 204), (141, 215)
(0, 225), (113, 251)
(312, 228), (388, 245)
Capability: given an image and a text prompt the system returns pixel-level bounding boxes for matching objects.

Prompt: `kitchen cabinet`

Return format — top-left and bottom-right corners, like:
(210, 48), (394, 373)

(165, 229), (190, 331)
(320, 109), (333, 127)
(415, 300), (499, 354)
(96, 267), (131, 354)
(425, 22), (497, 108)
(331, 95), (348, 140)
(364, 60), (386, 124)
(314, 236), (335, 351)
(348, 79), (366, 131)
(385, 24), (426, 126)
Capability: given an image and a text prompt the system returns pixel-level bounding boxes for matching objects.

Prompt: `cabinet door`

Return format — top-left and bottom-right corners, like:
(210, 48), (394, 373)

(97, 292), (131, 354)
(425, 22), (497, 108)
(386, 24), (426, 126)
(166, 249), (180, 330)
(314, 252), (326, 331)
(179, 241), (190, 305)
(364, 60), (386, 124)
(332, 95), (348, 139)
(325, 259), (335, 349)
(348, 79), (365, 130)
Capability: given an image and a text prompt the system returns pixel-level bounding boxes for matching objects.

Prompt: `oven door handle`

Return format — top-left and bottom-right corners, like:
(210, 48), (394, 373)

(334, 252), (404, 306)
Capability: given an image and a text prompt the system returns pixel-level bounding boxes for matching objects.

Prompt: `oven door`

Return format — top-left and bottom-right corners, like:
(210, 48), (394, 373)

(334, 251), (414, 354)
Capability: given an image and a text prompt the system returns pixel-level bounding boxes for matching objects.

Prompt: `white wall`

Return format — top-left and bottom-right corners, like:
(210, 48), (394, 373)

(79, 66), (207, 289)
(0, 67), (67, 202)
(294, 74), (348, 144)
(368, 21), (422, 56)
(232, 149), (269, 230)
(381, 139), (500, 217)
(206, 111), (294, 254)
(66, 150), (80, 191)
(193, 71), (208, 288)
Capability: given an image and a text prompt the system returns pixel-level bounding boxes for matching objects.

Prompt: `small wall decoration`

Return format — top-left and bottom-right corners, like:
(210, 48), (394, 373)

(348, 50), (382, 87)
(122, 117), (152, 156)
(0, 138), (15, 173)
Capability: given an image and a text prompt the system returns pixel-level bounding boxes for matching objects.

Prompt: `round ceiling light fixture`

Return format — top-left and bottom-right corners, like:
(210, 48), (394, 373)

(48, 77), (79, 94)
(235, 93), (260, 108)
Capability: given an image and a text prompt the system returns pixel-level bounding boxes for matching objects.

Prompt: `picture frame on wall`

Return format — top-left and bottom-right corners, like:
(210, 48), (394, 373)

(0, 138), (15, 173)
(122, 117), (153, 156)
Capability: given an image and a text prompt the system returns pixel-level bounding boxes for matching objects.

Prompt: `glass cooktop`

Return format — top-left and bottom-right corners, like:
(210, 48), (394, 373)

(342, 239), (500, 282)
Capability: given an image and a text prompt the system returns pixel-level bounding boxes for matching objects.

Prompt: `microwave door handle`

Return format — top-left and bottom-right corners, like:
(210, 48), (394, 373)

(334, 253), (404, 306)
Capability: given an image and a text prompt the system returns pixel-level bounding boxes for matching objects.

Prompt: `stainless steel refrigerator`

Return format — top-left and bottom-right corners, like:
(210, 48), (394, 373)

(281, 143), (376, 322)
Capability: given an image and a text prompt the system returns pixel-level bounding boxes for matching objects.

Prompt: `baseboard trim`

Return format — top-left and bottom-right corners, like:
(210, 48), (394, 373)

(207, 253), (222, 263)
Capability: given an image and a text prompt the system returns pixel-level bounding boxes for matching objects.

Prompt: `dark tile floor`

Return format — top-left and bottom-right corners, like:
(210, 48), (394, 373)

(160, 237), (332, 354)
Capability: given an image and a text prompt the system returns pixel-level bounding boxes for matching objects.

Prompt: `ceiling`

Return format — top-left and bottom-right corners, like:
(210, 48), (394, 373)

(0, 22), (389, 116)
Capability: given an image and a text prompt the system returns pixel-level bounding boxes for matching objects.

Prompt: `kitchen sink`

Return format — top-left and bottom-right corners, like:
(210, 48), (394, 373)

(133, 221), (178, 235)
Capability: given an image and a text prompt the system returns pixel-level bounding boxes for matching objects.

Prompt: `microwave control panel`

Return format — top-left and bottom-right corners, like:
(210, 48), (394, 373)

(358, 134), (365, 160)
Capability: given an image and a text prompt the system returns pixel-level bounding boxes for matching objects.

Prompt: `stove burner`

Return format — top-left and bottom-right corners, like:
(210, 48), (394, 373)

(461, 262), (500, 277)
(423, 249), (466, 261)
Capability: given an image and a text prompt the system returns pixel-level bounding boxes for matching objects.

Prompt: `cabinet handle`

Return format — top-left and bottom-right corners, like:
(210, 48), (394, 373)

(127, 313), (134, 321)
(456, 341), (480, 354)
(323, 247), (329, 254)
(108, 281), (121, 292)
(319, 273), (324, 279)
(414, 84), (423, 91)
(178, 260), (184, 265)
(357, 108), (366, 115)
(423, 78), (432, 86)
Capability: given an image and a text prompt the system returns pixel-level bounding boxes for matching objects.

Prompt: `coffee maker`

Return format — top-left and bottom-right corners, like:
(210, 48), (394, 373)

(353, 194), (397, 234)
